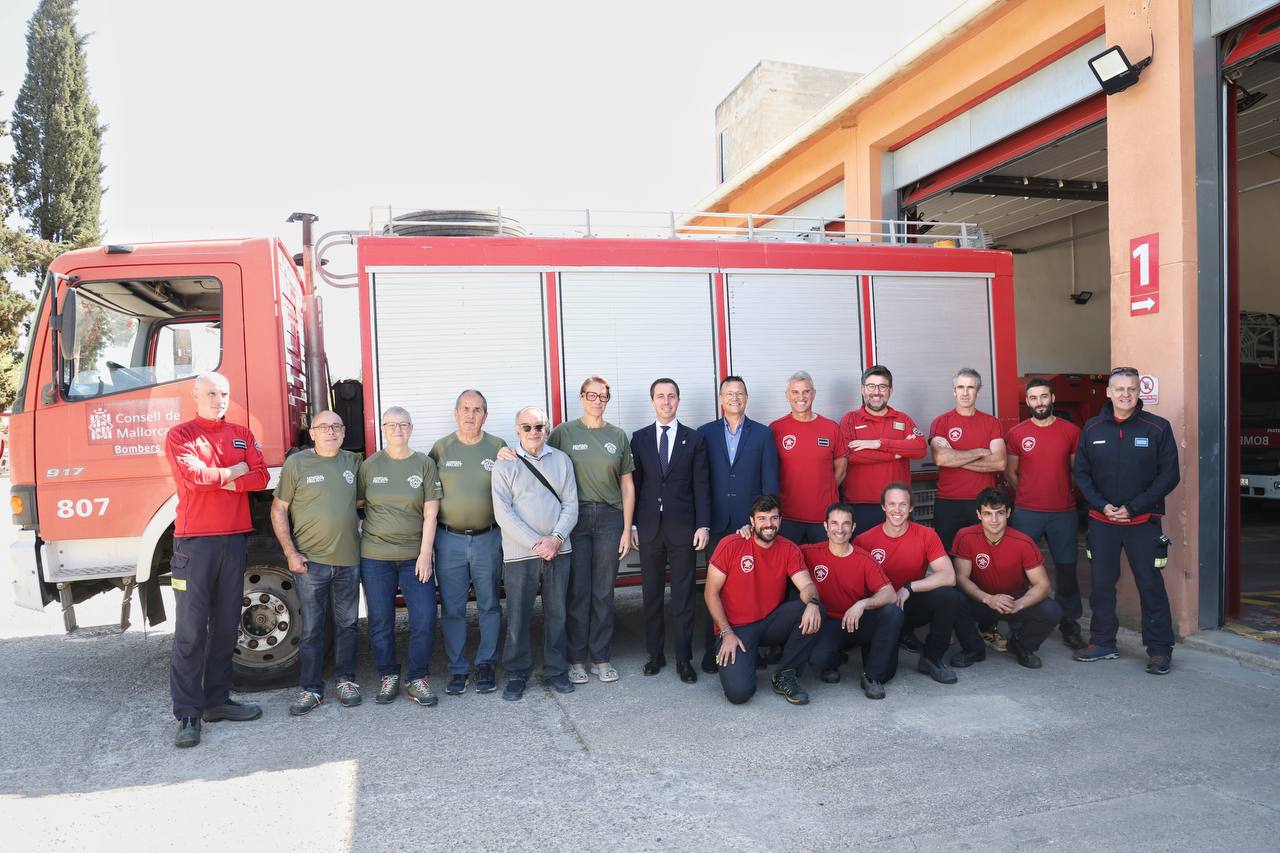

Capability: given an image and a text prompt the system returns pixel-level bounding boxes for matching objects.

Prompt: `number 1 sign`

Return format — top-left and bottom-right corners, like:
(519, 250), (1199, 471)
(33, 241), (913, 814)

(1130, 233), (1160, 316)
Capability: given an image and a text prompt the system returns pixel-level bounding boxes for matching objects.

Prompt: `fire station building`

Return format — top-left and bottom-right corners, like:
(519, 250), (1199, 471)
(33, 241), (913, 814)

(689, 0), (1280, 644)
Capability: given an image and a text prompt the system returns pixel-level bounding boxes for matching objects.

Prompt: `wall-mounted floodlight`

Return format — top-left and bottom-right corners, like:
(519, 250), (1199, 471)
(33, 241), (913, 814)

(1088, 45), (1152, 95)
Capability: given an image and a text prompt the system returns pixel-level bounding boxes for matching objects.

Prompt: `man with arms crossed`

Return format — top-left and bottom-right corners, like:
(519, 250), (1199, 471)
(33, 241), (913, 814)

(770, 371), (846, 544)
(1005, 377), (1085, 649)
(950, 488), (1063, 670)
(928, 368), (1007, 551)
(839, 365), (926, 534)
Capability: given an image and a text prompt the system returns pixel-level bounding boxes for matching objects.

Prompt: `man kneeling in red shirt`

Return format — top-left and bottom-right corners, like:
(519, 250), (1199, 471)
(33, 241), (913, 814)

(803, 503), (901, 700)
(706, 494), (822, 705)
(951, 488), (1063, 669)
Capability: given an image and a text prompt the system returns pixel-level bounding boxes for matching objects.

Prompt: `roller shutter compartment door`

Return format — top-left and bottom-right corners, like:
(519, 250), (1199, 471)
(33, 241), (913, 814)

(370, 271), (548, 449)
(558, 271), (717, 436)
(726, 273), (863, 424)
(870, 276), (995, 426)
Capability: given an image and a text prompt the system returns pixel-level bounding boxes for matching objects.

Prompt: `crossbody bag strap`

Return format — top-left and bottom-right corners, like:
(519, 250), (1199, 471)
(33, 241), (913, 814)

(518, 455), (562, 503)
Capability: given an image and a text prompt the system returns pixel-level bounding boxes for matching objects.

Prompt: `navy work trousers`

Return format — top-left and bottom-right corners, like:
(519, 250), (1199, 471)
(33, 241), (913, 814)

(809, 605), (903, 683)
(717, 599), (819, 704)
(1087, 517), (1174, 657)
(169, 533), (247, 720)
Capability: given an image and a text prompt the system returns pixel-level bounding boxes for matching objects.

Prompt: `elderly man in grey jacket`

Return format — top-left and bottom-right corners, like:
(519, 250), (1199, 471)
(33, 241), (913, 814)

(491, 406), (579, 701)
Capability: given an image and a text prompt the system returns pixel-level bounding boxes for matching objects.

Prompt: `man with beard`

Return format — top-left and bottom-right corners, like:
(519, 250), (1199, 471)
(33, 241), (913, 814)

(928, 368), (1007, 551)
(854, 483), (963, 685)
(838, 365), (926, 534)
(803, 503), (901, 700)
(1005, 378), (1084, 649)
(705, 494), (822, 705)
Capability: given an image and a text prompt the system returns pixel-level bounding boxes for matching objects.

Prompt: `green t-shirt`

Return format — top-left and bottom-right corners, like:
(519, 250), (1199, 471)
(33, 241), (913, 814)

(358, 450), (444, 560)
(275, 448), (360, 566)
(548, 419), (635, 509)
(429, 432), (507, 531)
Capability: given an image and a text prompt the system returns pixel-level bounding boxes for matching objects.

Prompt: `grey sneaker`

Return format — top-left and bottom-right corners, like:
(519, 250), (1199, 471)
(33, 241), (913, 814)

(406, 677), (438, 707)
(375, 674), (400, 705)
(289, 690), (323, 716)
(917, 656), (958, 685)
(336, 681), (362, 707)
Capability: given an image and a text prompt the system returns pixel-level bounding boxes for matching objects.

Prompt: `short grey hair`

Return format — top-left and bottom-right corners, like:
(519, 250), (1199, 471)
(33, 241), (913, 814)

(381, 406), (412, 425)
(455, 389), (488, 412)
(514, 406), (548, 425)
(786, 370), (814, 388)
(953, 367), (983, 388)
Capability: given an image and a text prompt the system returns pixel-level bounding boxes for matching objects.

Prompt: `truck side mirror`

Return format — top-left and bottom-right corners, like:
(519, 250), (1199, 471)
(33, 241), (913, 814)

(57, 288), (77, 362)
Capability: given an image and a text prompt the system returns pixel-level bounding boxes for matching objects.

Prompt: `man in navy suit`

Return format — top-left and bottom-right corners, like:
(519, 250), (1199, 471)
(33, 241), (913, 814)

(630, 378), (711, 683)
(696, 375), (779, 673)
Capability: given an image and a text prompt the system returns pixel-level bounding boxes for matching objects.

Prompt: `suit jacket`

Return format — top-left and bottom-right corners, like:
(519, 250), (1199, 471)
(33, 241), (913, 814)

(631, 422), (711, 545)
(696, 416), (780, 533)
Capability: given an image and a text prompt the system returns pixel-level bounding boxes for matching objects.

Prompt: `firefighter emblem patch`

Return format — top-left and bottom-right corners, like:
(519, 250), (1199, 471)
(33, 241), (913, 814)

(781, 434), (797, 451)
(740, 555), (755, 573)
(1021, 436), (1036, 453)
(343, 470), (355, 485)
(408, 475), (424, 489)
(604, 442), (617, 454)
(482, 458), (495, 471)
(975, 553), (991, 570)
(948, 427), (963, 443)
(870, 548), (886, 564)
(813, 565), (829, 582)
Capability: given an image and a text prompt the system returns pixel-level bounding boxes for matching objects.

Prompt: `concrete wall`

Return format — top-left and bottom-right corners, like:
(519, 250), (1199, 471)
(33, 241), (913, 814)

(715, 60), (861, 185)
(1005, 206), (1112, 373)
(1238, 153), (1280, 313)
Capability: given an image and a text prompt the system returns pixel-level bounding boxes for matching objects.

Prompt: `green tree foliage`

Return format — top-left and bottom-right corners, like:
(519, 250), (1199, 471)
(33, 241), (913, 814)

(10, 0), (104, 247)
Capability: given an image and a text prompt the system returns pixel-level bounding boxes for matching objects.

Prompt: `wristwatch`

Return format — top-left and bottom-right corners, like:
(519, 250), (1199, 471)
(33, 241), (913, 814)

(904, 581), (915, 595)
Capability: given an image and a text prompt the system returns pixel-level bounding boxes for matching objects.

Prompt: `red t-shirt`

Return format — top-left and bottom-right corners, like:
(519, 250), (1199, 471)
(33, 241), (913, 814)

(928, 409), (1004, 500)
(770, 413), (842, 523)
(710, 535), (807, 629)
(854, 522), (948, 590)
(951, 524), (1043, 597)
(838, 405), (926, 503)
(801, 542), (891, 619)
(165, 416), (270, 537)
(1006, 418), (1081, 512)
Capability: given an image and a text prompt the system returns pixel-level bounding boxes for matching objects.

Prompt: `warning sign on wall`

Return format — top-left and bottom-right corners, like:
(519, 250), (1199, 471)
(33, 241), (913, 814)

(1138, 374), (1159, 406)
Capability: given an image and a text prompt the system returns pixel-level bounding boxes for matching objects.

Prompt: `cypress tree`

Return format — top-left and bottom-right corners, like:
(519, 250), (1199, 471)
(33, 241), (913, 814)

(10, 0), (104, 247)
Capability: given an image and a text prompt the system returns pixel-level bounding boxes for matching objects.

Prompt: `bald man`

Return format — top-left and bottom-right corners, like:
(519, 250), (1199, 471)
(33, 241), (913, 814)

(163, 372), (269, 748)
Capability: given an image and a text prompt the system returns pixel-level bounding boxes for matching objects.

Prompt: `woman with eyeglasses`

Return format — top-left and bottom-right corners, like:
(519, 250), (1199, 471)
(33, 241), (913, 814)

(548, 376), (636, 684)
(358, 406), (444, 707)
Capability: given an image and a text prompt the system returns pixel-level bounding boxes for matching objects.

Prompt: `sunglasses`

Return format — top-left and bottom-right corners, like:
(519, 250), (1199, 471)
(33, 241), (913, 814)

(1110, 367), (1139, 377)
(519, 423), (546, 433)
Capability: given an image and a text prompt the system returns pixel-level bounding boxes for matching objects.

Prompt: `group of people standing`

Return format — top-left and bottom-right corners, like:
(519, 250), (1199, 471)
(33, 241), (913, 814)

(161, 363), (1180, 747)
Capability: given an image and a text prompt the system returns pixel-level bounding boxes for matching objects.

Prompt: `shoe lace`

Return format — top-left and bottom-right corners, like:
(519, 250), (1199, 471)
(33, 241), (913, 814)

(297, 690), (319, 704)
(337, 681), (358, 698)
(409, 678), (432, 695)
(380, 675), (397, 692)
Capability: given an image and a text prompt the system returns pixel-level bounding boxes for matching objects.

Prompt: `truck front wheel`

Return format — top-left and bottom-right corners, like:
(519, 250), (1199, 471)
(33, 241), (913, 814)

(232, 565), (302, 690)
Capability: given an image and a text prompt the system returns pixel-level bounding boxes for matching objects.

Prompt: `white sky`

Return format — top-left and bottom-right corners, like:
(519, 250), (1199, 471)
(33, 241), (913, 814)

(0, 0), (962, 376)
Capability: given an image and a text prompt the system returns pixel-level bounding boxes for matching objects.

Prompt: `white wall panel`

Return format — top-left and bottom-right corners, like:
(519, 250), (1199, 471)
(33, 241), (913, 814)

(371, 271), (547, 450)
(726, 273), (863, 424)
(559, 272), (717, 436)
(870, 276), (995, 427)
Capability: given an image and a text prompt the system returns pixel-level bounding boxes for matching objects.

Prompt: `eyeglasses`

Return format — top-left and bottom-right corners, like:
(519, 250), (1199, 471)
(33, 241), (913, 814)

(582, 392), (611, 402)
(519, 423), (546, 433)
(312, 424), (345, 434)
(862, 383), (891, 392)
(1110, 367), (1139, 377)
(721, 391), (746, 399)
(381, 422), (412, 431)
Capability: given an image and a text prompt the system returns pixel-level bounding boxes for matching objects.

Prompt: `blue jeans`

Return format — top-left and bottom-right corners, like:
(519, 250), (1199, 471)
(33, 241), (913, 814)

(434, 528), (503, 674)
(502, 555), (570, 679)
(295, 561), (360, 694)
(361, 557), (437, 681)
(567, 504), (625, 664)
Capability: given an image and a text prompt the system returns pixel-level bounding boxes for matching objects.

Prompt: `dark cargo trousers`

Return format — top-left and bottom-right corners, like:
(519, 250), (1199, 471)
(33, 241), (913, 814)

(169, 534), (247, 719)
(1086, 517), (1174, 657)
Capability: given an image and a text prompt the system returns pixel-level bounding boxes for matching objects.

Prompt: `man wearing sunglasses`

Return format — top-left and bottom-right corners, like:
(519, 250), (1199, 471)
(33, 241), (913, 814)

(1073, 367), (1180, 675)
(491, 407), (579, 700)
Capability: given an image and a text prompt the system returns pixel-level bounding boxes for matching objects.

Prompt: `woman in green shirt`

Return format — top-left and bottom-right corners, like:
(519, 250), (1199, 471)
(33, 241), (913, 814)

(548, 376), (636, 684)
(359, 406), (444, 707)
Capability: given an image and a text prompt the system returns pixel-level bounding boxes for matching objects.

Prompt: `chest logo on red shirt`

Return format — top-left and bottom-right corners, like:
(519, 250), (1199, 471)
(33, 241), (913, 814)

(740, 555), (755, 573)
(948, 427), (963, 443)
(975, 553), (991, 570)
(813, 565), (829, 582)
(870, 548), (886, 564)
(1021, 436), (1036, 453)
(781, 435), (797, 451)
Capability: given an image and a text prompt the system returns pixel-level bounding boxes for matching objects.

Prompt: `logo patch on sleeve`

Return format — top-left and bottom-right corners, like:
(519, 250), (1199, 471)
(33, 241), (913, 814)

(893, 421), (905, 431)
(817, 437), (830, 447)
(1134, 436), (1150, 447)
(232, 439), (247, 449)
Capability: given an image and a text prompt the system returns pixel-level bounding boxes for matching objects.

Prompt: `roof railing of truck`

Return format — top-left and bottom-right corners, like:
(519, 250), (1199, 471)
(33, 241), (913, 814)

(365, 206), (990, 249)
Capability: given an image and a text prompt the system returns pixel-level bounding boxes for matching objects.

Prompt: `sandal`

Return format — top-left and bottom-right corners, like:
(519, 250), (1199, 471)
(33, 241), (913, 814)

(567, 664), (590, 685)
(591, 663), (620, 683)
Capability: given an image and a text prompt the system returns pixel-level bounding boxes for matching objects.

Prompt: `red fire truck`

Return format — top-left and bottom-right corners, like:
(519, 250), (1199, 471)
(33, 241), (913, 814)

(6, 209), (1016, 686)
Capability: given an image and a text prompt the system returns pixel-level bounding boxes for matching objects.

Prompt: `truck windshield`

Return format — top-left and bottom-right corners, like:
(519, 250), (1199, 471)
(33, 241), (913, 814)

(64, 277), (222, 400)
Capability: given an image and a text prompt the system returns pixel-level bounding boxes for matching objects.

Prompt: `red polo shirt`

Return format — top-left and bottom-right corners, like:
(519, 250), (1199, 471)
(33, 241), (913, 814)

(710, 534), (807, 629)
(854, 522), (948, 590)
(801, 542), (891, 619)
(928, 409), (1004, 500)
(951, 524), (1043, 597)
(770, 413), (842, 523)
(1006, 418), (1081, 512)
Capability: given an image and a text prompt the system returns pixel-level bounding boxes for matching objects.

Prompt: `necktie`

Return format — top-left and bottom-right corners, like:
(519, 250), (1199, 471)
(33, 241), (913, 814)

(659, 425), (670, 477)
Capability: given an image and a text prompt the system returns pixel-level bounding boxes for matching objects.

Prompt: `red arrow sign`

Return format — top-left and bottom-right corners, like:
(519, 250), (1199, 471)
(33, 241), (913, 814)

(1130, 292), (1160, 315)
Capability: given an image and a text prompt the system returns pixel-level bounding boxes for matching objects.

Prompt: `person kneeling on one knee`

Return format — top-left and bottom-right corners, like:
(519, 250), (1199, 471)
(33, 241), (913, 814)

(950, 488), (1063, 670)
(802, 502), (902, 700)
(705, 494), (821, 705)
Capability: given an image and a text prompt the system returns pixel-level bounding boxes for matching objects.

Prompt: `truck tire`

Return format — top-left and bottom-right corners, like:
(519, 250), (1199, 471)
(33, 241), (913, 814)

(232, 565), (302, 691)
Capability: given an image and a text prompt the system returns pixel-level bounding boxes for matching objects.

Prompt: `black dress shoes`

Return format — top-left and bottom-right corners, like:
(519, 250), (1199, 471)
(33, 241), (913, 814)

(676, 660), (698, 684)
(642, 654), (666, 676)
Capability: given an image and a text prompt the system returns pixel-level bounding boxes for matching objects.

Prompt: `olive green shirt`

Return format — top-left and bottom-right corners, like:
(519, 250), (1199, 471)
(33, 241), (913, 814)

(358, 450), (444, 561)
(548, 419), (635, 509)
(429, 432), (507, 531)
(275, 448), (360, 566)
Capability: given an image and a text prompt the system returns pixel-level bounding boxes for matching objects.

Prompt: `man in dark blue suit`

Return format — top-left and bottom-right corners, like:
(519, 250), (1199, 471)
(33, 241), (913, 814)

(630, 378), (711, 683)
(696, 375), (779, 673)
